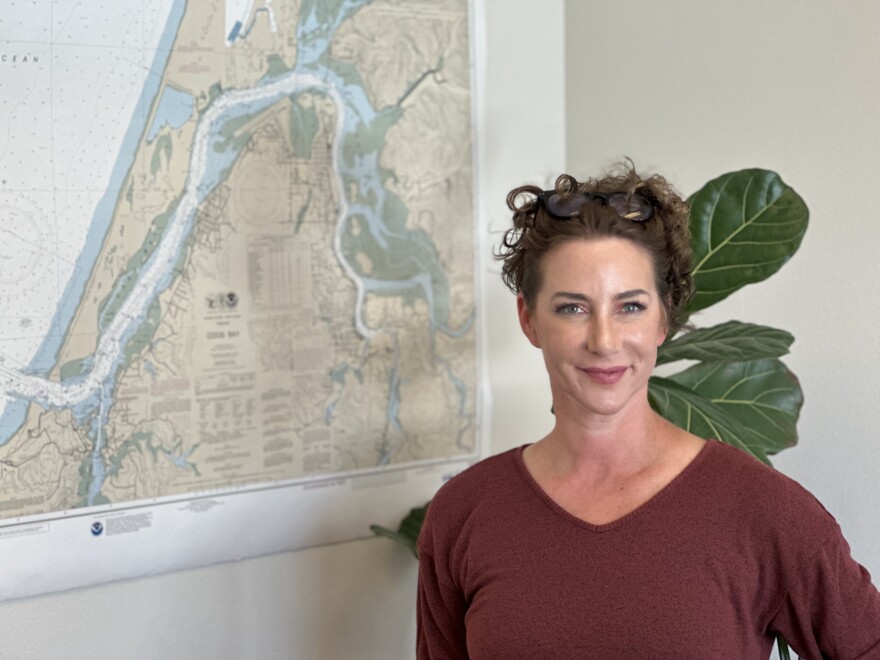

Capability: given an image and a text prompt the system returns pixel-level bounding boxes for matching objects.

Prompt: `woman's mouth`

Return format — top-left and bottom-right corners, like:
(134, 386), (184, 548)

(582, 366), (628, 385)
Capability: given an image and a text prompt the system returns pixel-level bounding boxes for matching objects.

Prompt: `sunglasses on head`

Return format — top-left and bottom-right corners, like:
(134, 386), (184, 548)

(536, 189), (654, 222)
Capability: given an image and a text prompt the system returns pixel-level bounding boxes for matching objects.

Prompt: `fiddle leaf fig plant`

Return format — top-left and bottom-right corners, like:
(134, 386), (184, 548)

(648, 168), (809, 464)
(372, 166), (809, 546)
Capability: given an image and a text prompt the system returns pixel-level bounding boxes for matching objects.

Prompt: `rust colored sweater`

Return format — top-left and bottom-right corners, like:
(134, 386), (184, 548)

(417, 441), (880, 659)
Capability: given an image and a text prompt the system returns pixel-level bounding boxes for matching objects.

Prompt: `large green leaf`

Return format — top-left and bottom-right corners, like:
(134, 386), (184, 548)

(686, 169), (808, 313)
(370, 502), (429, 559)
(667, 358), (802, 455)
(656, 321), (793, 366)
(648, 376), (770, 464)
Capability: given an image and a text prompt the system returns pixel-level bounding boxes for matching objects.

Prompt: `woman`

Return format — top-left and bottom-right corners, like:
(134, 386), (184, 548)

(417, 163), (880, 659)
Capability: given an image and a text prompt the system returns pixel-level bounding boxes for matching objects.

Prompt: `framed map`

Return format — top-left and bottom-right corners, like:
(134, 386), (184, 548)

(0, 0), (478, 599)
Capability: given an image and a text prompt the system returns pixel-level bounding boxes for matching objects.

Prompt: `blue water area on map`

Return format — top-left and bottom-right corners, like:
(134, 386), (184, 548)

(21, 0), (187, 379)
(146, 85), (194, 143)
(78, 331), (149, 504)
(385, 366), (403, 444)
(197, 95), (301, 201)
(296, 0), (365, 63)
(164, 444), (197, 469)
(237, 8), (271, 42)
(227, 20), (243, 42)
(294, 0), (456, 330)
(0, 0), (188, 447)
(0, 399), (29, 442)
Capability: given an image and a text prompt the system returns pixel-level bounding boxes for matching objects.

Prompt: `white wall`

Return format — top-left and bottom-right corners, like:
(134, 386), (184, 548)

(564, 0), (880, 581)
(0, 2), (566, 658)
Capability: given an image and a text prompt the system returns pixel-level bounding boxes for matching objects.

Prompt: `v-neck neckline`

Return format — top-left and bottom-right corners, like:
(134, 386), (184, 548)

(513, 439), (716, 532)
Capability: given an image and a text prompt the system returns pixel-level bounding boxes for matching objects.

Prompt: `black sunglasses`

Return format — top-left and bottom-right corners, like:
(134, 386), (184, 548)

(536, 189), (654, 222)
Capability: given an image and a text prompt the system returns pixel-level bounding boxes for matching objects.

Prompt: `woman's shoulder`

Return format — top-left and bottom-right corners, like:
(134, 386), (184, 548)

(430, 445), (525, 509)
(419, 446), (527, 550)
(701, 440), (838, 537)
(705, 440), (819, 496)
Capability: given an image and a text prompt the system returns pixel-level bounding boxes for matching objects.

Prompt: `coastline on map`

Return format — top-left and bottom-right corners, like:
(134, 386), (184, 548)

(0, 0), (187, 445)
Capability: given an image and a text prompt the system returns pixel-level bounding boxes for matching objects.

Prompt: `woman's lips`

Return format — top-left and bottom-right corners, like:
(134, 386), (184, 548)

(582, 366), (628, 384)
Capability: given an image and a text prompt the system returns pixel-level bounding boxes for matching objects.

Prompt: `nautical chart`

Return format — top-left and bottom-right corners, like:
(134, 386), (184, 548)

(0, 0), (477, 598)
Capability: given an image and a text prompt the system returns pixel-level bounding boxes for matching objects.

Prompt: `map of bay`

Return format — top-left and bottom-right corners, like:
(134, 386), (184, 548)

(0, 0), (476, 519)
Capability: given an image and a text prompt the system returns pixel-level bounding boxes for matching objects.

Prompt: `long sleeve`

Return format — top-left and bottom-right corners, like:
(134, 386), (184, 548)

(769, 524), (880, 659)
(417, 546), (469, 659)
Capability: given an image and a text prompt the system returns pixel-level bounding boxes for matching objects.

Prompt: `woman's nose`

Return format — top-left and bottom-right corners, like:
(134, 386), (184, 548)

(587, 314), (620, 356)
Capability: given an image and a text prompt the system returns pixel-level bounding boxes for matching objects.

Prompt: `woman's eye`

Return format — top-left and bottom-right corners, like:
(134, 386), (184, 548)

(621, 302), (645, 313)
(556, 303), (582, 315)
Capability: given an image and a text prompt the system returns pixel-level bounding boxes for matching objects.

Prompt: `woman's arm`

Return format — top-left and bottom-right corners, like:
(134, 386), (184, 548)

(769, 525), (880, 658)
(417, 547), (469, 659)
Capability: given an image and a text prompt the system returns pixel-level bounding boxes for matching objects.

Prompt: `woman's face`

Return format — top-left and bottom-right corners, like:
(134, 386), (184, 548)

(517, 237), (667, 420)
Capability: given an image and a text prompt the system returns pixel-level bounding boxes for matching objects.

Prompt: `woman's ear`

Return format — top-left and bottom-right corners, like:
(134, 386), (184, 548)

(517, 294), (541, 348)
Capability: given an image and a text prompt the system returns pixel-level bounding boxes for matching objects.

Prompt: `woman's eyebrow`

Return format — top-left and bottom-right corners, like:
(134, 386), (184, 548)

(550, 291), (589, 302)
(550, 289), (651, 302)
(616, 289), (650, 300)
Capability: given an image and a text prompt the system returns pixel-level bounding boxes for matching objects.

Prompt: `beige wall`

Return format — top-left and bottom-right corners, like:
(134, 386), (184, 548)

(564, 0), (880, 579)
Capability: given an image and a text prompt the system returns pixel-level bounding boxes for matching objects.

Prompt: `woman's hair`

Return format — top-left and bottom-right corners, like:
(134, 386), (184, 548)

(497, 161), (694, 334)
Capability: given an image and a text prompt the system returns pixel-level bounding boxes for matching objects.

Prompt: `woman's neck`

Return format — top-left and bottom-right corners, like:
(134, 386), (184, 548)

(534, 404), (681, 481)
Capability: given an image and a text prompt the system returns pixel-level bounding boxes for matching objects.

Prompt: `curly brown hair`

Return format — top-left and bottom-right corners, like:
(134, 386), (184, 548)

(497, 161), (694, 334)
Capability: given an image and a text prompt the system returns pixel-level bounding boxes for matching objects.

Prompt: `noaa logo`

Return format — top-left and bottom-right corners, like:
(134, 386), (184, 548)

(205, 291), (238, 310)
(90, 522), (104, 536)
